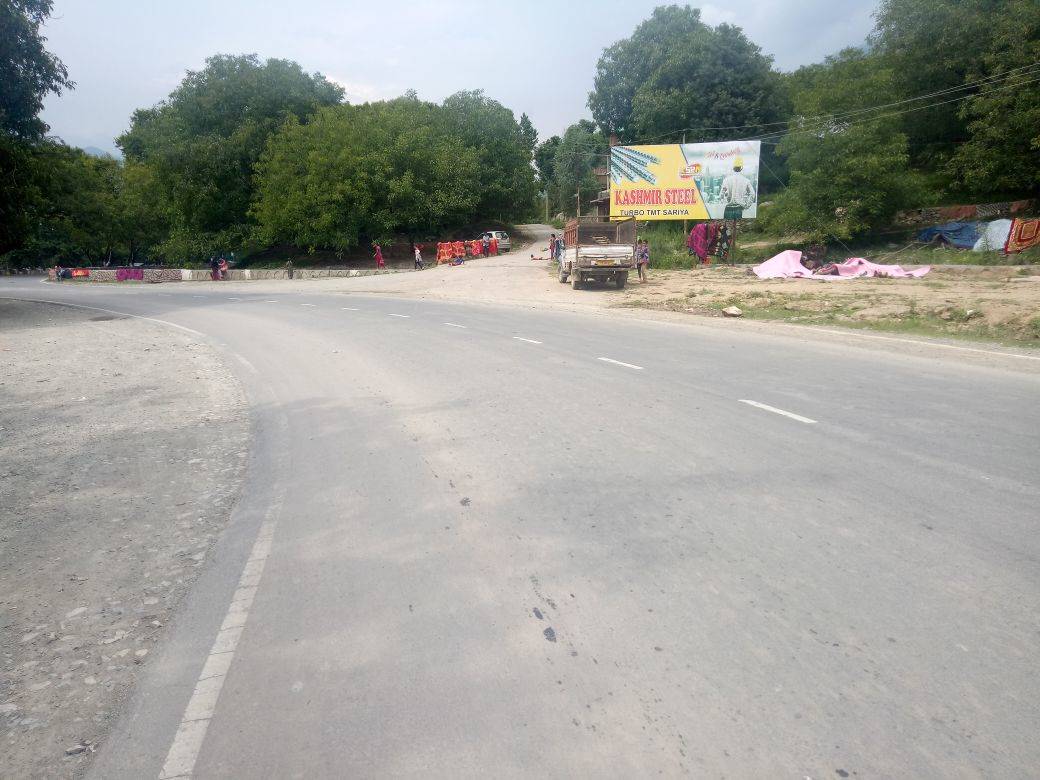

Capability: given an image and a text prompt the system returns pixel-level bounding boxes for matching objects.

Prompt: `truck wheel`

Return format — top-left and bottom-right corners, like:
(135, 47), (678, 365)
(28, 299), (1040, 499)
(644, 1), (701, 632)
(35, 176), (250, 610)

(571, 272), (582, 290)
(615, 272), (629, 289)
(558, 264), (568, 283)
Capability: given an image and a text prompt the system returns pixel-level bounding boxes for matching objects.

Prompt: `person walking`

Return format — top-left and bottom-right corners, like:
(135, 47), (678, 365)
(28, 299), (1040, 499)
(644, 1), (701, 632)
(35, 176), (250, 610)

(636, 238), (650, 283)
(373, 243), (385, 270)
(210, 256), (220, 281)
(219, 256), (229, 280)
(285, 259), (294, 279)
(414, 245), (425, 270)
(548, 234), (557, 262)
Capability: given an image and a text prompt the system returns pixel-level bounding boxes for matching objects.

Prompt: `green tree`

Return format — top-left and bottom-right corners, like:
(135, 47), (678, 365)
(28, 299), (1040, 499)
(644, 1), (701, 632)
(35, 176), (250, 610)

(588, 5), (785, 142)
(253, 98), (482, 251)
(764, 50), (928, 242)
(118, 54), (343, 260)
(439, 90), (538, 220)
(549, 121), (606, 217)
(534, 135), (561, 188)
(949, 0), (1040, 196)
(0, 0), (73, 258)
(0, 0), (72, 139)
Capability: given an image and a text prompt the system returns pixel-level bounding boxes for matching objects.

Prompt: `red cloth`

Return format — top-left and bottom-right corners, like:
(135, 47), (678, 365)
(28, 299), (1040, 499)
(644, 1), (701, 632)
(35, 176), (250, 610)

(1004, 218), (1040, 253)
(490, 238), (498, 255)
(688, 223), (713, 260)
(453, 241), (465, 258)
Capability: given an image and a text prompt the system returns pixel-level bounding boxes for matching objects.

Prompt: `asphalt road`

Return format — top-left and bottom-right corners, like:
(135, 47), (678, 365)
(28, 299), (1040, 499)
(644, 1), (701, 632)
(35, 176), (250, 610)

(3, 274), (1039, 778)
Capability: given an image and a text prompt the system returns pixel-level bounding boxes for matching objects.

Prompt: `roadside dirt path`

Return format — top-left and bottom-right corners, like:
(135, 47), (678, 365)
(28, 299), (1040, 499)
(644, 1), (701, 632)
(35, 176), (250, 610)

(0, 301), (248, 778)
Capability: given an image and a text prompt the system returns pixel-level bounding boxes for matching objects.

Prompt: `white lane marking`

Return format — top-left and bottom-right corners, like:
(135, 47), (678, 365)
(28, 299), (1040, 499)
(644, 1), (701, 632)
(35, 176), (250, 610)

(387, 313), (410, 318)
(739, 399), (817, 425)
(192, 295), (205, 299)
(0, 297), (204, 337)
(265, 300), (279, 303)
(300, 303), (317, 307)
(159, 517), (279, 779)
(808, 326), (1040, 362)
(443, 322), (467, 328)
(226, 297), (240, 301)
(598, 357), (643, 370)
(341, 307), (359, 311)
(513, 336), (542, 344)
(233, 354), (258, 375)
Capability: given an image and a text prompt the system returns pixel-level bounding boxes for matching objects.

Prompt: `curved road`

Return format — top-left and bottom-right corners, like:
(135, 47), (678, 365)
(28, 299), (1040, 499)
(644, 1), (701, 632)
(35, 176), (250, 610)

(3, 270), (1039, 778)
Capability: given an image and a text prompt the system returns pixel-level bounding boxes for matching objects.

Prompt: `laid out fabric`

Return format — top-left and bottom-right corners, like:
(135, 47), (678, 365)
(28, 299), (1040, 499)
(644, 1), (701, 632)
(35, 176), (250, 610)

(753, 250), (929, 280)
(1004, 218), (1040, 254)
(917, 221), (981, 249)
(972, 219), (1013, 252)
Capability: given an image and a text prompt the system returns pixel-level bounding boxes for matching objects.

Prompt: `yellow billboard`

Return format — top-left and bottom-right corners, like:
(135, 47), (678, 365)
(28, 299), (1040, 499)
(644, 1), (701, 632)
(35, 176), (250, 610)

(609, 141), (761, 221)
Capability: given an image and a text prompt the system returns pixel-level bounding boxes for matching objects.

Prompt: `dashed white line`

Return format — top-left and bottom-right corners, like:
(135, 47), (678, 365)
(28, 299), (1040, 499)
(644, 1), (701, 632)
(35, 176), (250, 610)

(443, 322), (467, 328)
(158, 519), (277, 779)
(598, 357), (643, 370)
(265, 300), (279, 303)
(513, 336), (542, 344)
(739, 399), (817, 425)
(387, 313), (410, 318)
(341, 307), (359, 311)
(226, 297), (241, 301)
(300, 303), (317, 307)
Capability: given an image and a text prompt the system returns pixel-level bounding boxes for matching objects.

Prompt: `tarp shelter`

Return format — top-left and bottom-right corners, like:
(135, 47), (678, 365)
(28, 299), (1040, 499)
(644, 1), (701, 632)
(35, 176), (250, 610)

(917, 222), (981, 249)
(972, 220), (1013, 252)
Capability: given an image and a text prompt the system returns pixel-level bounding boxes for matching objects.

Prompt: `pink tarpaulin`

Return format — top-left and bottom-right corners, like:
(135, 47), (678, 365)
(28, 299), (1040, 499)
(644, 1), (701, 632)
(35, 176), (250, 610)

(752, 251), (929, 280)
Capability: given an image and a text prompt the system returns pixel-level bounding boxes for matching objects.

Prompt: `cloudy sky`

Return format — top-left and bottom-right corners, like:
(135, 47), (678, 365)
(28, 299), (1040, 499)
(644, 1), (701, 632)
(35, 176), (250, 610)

(41, 0), (877, 154)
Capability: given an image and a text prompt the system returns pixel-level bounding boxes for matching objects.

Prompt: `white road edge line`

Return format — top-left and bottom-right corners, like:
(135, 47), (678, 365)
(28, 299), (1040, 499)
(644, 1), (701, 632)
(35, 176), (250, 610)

(809, 326), (1040, 362)
(513, 336), (542, 344)
(0, 297), (205, 337)
(739, 399), (817, 425)
(443, 322), (467, 328)
(387, 313), (410, 318)
(158, 519), (277, 779)
(598, 357), (643, 370)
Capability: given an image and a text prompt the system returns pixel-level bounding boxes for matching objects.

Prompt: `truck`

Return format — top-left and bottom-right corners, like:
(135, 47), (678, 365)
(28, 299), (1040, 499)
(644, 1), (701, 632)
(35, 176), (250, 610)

(557, 216), (637, 290)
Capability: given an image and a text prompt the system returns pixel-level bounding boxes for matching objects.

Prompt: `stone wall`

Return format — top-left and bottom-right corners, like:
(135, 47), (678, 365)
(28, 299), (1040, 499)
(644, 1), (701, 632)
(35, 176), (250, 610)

(47, 267), (411, 283)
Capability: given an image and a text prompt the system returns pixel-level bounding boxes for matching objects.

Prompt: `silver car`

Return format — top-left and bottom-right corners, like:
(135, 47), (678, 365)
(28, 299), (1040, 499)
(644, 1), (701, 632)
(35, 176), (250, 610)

(482, 230), (511, 253)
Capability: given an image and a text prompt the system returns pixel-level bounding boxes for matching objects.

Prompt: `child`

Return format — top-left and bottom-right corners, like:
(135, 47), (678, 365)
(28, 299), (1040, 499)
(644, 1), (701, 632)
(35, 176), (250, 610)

(414, 245), (424, 270)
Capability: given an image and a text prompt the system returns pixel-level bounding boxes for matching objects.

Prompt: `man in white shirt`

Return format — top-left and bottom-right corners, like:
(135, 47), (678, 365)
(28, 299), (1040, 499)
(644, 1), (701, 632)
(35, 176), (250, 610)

(720, 156), (756, 220)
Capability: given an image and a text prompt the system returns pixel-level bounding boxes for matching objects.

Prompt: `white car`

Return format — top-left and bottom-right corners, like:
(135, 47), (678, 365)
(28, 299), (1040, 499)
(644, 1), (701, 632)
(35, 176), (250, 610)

(482, 230), (511, 253)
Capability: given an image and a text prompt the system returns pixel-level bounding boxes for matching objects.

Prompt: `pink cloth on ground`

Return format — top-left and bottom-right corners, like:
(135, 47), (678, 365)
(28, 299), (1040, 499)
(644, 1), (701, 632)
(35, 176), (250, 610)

(753, 250), (929, 279)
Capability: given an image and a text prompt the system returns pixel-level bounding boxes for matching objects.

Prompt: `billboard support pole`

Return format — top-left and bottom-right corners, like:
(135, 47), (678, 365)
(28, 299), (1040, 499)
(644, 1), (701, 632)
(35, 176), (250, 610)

(681, 133), (688, 248)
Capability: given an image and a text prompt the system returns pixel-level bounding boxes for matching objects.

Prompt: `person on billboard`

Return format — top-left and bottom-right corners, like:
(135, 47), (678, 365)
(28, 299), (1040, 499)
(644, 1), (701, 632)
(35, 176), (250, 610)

(719, 156), (756, 220)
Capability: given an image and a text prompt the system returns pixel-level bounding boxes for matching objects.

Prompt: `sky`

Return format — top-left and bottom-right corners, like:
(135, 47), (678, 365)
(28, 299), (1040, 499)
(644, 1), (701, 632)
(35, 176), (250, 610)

(40, 0), (877, 155)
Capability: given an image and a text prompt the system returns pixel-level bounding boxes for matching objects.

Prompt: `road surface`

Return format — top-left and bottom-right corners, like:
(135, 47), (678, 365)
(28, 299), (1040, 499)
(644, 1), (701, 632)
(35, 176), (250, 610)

(3, 268), (1038, 778)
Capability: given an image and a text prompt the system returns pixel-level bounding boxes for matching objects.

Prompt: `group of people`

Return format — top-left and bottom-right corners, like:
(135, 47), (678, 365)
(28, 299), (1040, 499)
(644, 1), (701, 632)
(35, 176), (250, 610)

(209, 255), (231, 280)
(686, 221), (732, 264)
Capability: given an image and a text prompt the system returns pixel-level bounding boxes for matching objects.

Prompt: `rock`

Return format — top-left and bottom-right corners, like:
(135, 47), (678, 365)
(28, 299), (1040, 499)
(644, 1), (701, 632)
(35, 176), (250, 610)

(65, 744), (88, 756)
(722, 306), (743, 317)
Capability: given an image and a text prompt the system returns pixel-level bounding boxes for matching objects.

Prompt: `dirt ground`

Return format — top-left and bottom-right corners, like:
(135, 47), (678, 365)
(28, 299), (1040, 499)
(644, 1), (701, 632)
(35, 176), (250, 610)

(0, 301), (248, 778)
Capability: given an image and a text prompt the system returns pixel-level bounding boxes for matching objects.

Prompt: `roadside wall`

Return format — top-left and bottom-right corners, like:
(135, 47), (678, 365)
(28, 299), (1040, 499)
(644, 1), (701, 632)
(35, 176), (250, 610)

(47, 267), (413, 283)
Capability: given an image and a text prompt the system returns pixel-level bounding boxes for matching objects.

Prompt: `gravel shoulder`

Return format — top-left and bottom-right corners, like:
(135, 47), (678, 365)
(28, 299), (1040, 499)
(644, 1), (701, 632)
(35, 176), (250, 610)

(0, 300), (249, 777)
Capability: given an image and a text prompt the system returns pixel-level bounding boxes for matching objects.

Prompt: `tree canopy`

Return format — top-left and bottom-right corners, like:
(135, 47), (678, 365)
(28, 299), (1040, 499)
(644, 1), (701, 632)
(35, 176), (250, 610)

(117, 54), (344, 258)
(588, 5), (785, 143)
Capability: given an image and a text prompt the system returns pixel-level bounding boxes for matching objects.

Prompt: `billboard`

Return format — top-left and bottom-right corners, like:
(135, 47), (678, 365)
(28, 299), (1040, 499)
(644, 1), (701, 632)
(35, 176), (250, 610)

(609, 140), (761, 221)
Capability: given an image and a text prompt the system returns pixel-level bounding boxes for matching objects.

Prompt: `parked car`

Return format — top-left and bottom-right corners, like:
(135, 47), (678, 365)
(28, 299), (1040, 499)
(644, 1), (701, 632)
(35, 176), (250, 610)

(482, 230), (511, 253)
